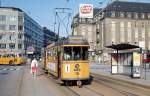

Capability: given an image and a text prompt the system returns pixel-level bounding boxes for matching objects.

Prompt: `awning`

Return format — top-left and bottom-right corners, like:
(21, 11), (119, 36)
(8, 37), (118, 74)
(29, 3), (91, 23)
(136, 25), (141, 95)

(106, 43), (140, 50)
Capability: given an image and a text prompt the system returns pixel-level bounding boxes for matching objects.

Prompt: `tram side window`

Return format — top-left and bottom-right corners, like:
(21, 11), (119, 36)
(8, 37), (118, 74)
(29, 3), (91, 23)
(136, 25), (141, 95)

(64, 47), (72, 60)
(82, 47), (88, 60)
(73, 47), (81, 60)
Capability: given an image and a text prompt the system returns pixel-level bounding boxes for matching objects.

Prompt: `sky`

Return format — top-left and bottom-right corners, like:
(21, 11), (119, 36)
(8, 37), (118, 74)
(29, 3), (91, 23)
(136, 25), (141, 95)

(2, 0), (150, 37)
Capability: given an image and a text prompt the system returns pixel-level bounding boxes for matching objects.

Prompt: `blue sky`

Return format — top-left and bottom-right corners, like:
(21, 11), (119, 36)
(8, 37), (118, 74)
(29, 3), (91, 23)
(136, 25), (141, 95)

(2, 0), (150, 37)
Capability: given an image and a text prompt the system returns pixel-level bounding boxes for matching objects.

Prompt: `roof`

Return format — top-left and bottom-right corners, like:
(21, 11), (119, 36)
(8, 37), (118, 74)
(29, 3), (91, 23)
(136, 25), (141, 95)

(106, 43), (140, 50)
(47, 35), (89, 48)
(104, 1), (150, 13)
(0, 7), (23, 12)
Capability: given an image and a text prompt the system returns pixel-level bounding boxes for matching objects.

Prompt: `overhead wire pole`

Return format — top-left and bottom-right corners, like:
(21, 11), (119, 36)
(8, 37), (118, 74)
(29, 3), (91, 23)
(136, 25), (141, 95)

(54, 12), (57, 41)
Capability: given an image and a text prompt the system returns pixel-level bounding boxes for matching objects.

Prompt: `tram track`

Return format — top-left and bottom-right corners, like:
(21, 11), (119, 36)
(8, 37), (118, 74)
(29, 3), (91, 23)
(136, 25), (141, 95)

(91, 73), (150, 96)
(65, 86), (104, 96)
(46, 73), (104, 96)
(44, 70), (150, 96)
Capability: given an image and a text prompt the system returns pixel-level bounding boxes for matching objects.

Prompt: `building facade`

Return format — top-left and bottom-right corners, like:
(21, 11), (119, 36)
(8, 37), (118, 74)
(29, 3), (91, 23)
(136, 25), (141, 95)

(43, 27), (57, 48)
(71, 8), (100, 53)
(0, 7), (44, 56)
(95, 1), (150, 55)
(72, 1), (150, 61)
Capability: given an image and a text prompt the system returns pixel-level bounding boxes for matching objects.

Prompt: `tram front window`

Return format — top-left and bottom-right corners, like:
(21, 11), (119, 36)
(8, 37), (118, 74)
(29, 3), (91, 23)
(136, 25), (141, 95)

(64, 47), (72, 60)
(82, 47), (88, 60)
(73, 47), (81, 60)
(64, 46), (88, 61)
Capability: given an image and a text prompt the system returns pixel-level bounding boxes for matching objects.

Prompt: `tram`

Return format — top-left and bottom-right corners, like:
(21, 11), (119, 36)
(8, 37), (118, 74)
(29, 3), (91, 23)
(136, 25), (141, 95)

(0, 53), (26, 65)
(43, 35), (89, 86)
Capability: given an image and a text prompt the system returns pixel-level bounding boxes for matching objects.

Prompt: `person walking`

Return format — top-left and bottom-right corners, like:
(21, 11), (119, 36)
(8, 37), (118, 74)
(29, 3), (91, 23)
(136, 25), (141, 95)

(31, 58), (38, 77)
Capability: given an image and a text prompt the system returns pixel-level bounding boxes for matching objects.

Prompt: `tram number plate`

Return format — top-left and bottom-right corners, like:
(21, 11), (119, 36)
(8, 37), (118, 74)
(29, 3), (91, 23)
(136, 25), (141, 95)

(65, 64), (70, 73)
(74, 64), (80, 72)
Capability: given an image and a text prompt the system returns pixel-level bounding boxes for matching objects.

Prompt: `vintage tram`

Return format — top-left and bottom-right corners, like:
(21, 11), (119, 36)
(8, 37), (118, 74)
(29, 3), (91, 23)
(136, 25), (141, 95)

(43, 35), (89, 86)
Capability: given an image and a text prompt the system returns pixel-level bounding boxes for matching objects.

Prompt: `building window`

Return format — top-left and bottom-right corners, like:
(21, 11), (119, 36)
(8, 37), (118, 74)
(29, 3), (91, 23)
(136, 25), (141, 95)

(141, 13), (145, 19)
(18, 25), (23, 31)
(9, 43), (15, 49)
(120, 22), (125, 42)
(135, 28), (138, 41)
(9, 25), (16, 30)
(134, 13), (138, 19)
(120, 12), (124, 18)
(0, 15), (6, 21)
(142, 28), (145, 39)
(127, 22), (132, 42)
(18, 16), (23, 22)
(111, 21), (116, 42)
(142, 22), (145, 28)
(18, 34), (22, 39)
(9, 15), (17, 21)
(18, 44), (22, 49)
(127, 12), (131, 18)
(0, 44), (6, 49)
(0, 24), (6, 30)
(148, 14), (150, 19)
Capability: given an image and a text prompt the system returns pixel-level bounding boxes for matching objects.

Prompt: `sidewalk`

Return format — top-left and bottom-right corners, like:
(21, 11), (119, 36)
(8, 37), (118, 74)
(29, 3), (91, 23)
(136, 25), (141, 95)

(90, 62), (150, 88)
(20, 65), (66, 96)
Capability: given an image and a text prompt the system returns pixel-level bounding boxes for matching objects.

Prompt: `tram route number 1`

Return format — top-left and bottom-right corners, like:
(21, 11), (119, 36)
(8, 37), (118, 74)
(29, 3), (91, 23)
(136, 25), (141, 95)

(65, 64), (70, 73)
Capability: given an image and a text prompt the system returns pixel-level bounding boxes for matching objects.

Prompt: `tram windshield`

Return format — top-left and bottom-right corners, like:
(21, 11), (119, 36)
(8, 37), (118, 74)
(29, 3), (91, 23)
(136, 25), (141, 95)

(63, 46), (88, 61)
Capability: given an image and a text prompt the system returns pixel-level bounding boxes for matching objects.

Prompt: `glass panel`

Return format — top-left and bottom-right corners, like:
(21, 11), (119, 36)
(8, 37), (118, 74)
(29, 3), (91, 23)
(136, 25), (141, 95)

(82, 47), (88, 60)
(9, 25), (16, 30)
(0, 24), (6, 30)
(9, 43), (15, 49)
(0, 15), (6, 21)
(64, 47), (72, 60)
(0, 44), (6, 49)
(73, 47), (81, 60)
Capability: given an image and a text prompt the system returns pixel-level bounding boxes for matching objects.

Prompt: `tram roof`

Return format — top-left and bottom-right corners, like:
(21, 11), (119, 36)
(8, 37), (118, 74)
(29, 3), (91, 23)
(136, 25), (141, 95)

(47, 35), (89, 48)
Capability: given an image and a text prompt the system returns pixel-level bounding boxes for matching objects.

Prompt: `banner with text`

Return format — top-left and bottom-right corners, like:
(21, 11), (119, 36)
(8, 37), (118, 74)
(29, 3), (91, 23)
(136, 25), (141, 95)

(79, 4), (93, 18)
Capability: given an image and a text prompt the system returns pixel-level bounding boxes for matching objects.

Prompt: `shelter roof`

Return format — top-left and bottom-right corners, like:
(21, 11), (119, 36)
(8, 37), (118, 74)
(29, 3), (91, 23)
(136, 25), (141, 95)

(106, 43), (139, 50)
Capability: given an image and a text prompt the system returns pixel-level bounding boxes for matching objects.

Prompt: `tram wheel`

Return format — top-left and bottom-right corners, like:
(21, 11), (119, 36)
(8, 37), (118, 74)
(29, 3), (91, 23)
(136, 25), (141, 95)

(65, 81), (69, 86)
(77, 80), (82, 88)
(9, 60), (14, 65)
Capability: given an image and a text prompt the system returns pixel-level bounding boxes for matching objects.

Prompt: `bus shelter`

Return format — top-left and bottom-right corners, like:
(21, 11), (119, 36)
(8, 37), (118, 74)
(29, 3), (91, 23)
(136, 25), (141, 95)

(107, 43), (141, 78)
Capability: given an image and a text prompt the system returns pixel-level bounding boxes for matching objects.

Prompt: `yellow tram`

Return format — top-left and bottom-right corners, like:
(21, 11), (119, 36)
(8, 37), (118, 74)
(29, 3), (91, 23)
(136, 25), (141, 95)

(0, 53), (26, 65)
(43, 35), (89, 86)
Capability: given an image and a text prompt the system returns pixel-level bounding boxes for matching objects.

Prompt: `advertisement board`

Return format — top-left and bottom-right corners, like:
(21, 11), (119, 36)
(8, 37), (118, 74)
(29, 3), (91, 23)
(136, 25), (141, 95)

(132, 52), (141, 77)
(48, 62), (56, 72)
(26, 46), (35, 54)
(111, 54), (118, 74)
(79, 4), (93, 18)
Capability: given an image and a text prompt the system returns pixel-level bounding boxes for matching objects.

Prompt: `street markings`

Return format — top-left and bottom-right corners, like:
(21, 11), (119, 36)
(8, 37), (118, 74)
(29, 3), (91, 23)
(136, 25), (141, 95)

(0, 67), (22, 72)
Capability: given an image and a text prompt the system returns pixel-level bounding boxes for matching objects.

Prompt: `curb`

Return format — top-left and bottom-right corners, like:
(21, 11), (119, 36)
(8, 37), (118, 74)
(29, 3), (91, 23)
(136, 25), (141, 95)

(90, 72), (150, 89)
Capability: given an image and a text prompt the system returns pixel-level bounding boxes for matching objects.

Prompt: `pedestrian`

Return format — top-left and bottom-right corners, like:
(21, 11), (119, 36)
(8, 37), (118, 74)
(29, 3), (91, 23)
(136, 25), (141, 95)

(31, 58), (38, 77)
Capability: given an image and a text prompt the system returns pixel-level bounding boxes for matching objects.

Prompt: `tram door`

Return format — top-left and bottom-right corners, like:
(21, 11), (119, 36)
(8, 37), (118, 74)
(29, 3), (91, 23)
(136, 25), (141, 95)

(57, 50), (61, 79)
